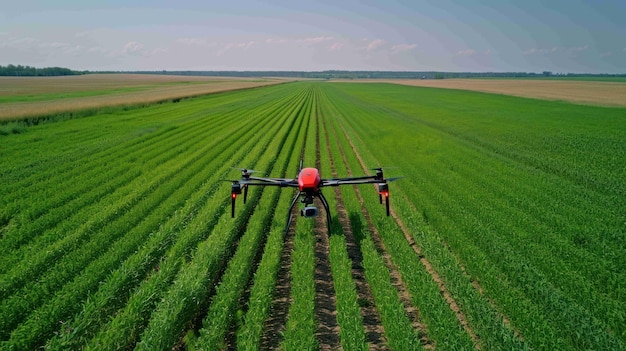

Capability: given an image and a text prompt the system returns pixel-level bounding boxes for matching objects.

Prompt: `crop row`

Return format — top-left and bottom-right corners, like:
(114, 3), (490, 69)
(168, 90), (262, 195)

(316, 95), (369, 351)
(322, 82), (625, 349)
(0, 83), (312, 349)
(234, 104), (310, 349)
(0, 86), (291, 263)
(1, 85), (301, 299)
(318, 87), (474, 349)
(279, 91), (319, 350)
(45, 86), (311, 351)
(192, 85), (309, 350)
(87, 86), (312, 351)
(131, 90), (311, 351)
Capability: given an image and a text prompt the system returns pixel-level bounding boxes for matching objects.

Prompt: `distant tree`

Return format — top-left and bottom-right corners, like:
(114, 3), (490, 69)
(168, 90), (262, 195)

(543, 71), (552, 77)
(0, 64), (80, 76)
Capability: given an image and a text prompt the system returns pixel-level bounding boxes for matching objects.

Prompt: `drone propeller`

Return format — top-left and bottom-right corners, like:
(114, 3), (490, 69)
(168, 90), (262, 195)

(369, 166), (398, 181)
(233, 167), (263, 180)
(233, 167), (261, 173)
(370, 166), (398, 170)
(233, 166), (261, 171)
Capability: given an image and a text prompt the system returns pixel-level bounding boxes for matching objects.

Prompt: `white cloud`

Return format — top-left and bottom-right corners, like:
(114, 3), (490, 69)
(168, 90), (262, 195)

(569, 45), (588, 53)
(265, 36), (333, 45)
(524, 45), (589, 56)
(39, 41), (67, 49)
(298, 36), (334, 44)
(266, 37), (289, 44)
(88, 46), (108, 54)
(523, 47), (559, 55)
(455, 49), (477, 56)
(177, 38), (208, 46)
(63, 45), (82, 56)
(225, 41), (255, 50)
(7, 36), (37, 47)
(366, 39), (385, 52)
(218, 40), (255, 55)
(108, 41), (153, 58)
(123, 41), (144, 54)
(391, 43), (417, 54)
(328, 42), (344, 51)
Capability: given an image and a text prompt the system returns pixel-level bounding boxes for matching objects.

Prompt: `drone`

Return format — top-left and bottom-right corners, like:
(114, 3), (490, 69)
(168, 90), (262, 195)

(228, 160), (401, 232)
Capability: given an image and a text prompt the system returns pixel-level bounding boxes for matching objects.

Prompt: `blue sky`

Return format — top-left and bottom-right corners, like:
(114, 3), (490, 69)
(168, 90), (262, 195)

(1, 0), (625, 72)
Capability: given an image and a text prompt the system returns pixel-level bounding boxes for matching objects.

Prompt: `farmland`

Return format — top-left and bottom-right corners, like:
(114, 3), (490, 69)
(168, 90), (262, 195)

(347, 78), (626, 107)
(1, 79), (625, 350)
(0, 74), (284, 121)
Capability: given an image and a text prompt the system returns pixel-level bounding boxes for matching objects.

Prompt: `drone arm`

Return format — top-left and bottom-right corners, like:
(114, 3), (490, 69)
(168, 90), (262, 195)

(318, 191), (332, 233)
(243, 179), (299, 187)
(285, 191), (301, 234)
(323, 175), (376, 183)
(321, 178), (379, 187)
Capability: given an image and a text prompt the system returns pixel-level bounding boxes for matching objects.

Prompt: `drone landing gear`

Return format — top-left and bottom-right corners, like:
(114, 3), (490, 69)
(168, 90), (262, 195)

(285, 190), (332, 234)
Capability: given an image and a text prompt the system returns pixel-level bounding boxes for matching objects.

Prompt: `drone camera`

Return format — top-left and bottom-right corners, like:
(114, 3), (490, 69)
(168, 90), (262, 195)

(301, 206), (318, 218)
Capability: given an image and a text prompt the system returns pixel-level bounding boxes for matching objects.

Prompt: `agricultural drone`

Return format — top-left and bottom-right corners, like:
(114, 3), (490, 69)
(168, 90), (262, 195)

(227, 160), (401, 232)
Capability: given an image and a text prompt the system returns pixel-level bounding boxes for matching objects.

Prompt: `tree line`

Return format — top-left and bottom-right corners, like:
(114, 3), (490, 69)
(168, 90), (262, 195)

(131, 70), (626, 80)
(3, 64), (623, 79)
(0, 64), (82, 76)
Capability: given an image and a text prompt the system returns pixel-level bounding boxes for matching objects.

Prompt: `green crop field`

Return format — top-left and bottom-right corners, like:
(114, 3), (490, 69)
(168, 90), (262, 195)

(1, 81), (624, 350)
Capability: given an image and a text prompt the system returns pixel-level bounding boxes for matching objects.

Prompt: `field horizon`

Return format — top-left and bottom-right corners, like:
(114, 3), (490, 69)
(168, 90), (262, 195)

(2, 73), (626, 123)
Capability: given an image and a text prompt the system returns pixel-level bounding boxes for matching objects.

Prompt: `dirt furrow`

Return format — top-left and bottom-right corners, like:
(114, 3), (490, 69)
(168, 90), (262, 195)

(259, 202), (298, 350)
(314, 106), (342, 350)
(322, 115), (388, 350)
(313, 198), (342, 350)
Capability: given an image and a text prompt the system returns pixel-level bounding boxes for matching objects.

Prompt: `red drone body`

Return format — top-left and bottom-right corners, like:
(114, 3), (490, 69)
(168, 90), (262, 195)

(298, 167), (321, 191)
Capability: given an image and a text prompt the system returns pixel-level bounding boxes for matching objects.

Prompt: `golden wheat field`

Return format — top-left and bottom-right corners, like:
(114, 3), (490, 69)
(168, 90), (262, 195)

(0, 74), (285, 120)
(378, 78), (626, 107)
